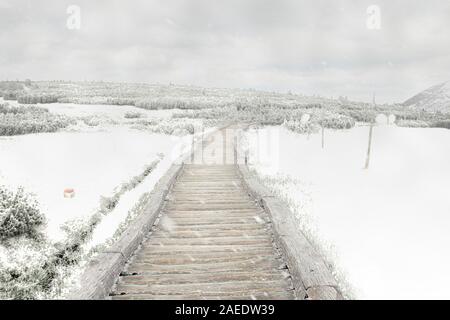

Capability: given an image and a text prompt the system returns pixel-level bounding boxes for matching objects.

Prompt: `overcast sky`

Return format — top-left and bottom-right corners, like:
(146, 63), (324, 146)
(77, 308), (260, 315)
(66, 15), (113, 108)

(1, 0), (449, 103)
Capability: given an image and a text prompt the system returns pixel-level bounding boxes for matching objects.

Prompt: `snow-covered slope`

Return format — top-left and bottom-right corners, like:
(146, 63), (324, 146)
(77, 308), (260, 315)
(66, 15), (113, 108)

(403, 81), (450, 112)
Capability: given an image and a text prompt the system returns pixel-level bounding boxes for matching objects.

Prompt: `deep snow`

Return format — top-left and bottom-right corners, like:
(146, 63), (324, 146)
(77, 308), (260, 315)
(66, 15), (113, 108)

(246, 125), (450, 299)
(0, 128), (186, 241)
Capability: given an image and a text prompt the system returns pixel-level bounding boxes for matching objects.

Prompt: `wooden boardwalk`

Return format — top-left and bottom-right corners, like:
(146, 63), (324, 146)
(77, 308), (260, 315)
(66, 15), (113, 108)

(110, 128), (295, 300)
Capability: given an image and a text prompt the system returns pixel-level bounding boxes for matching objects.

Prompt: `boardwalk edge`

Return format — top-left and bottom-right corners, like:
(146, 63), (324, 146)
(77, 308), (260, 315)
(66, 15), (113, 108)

(236, 164), (344, 300)
(66, 126), (228, 300)
(66, 163), (183, 300)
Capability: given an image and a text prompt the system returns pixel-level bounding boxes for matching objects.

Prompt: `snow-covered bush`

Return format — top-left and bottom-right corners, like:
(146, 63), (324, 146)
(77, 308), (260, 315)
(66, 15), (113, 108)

(0, 240), (54, 299)
(432, 120), (450, 129)
(172, 107), (230, 120)
(0, 104), (26, 115)
(339, 108), (377, 123)
(124, 111), (143, 119)
(283, 112), (355, 133)
(80, 116), (100, 127)
(133, 119), (198, 135)
(317, 113), (355, 129)
(284, 119), (319, 134)
(0, 104), (72, 136)
(135, 97), (216, 110)
(396, 119), (430, 128)
(106, 98), (136, 106)
(2, 91), (19, 101)
(17, 94), (59, 104)
(0, 187), (45, 241)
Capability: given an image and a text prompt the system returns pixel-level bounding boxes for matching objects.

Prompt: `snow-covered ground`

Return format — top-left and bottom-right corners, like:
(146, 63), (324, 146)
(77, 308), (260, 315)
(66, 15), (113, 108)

(0, 98), (176, 120)
(35, 102), (177, 120)
(0, 101), (193, 243)
(0, 129), (186, 241)
(0, 99), (198, 298)
(246, 125), (450, 299)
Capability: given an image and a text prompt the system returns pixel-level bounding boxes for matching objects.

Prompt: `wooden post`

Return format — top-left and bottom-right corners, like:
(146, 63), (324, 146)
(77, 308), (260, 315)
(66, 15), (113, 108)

(321, 126), (325, 149)
(191, 134), (195, 164)
(234, 135), (237, 165)
(222, 130), (226, 165)
(201, 127), (204, 164)
(364, 124), (374, 169)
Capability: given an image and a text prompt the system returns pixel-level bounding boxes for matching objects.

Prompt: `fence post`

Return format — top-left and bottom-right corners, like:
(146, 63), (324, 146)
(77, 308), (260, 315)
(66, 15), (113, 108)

(222, 129), (227, 165)
(234, 135), (237, 165)
(364, 124), (374, 169)
(191, 134), (195, 164)
(201, 127), (204, 164)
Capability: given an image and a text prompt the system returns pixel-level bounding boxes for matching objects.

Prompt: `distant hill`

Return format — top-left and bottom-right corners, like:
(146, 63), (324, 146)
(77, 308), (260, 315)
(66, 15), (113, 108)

(403, 81), (450, 112)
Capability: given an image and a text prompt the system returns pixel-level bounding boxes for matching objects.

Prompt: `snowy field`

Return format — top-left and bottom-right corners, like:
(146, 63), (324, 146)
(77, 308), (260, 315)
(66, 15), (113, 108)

(0, 100), (193, 261)
(33, 102), (176, 120)
(0, 128), (185, 242)
(246, 125), (450, 299)
(0, 100), (197, 297)
(0, 98), (176, 120)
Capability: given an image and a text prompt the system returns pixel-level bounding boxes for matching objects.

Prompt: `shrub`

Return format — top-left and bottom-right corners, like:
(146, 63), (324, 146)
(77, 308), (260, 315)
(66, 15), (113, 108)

(317, 113), (355, 129)
(340, 109), (377, 123)
(302, 103), (323, 109)
(80, 116), (100, 127)
(396, 119), (430, 128)
(432, 120), (450, 129)
(135, 98), (217, 110)
(284, 112), (355, 133)
(124, 111), (142, 119)
(0, 104), (27, 115)
(135, 98), (189, 110)
(0, 242), (53, 299)
(2, 91), (19, 101)
(284, 120), (320, 134)
(132, 119), (197, 135)
(106, 98), (136, 106)
(0, 187), (45, 241)
(0, 104), (72, 136)
(17, 94), (60, 104)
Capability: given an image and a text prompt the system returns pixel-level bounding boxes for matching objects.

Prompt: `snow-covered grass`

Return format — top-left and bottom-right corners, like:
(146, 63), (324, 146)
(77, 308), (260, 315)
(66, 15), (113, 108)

(0, 103), (72, 136)
(246, 124), (450, 299)
(0, 100), (196, 298)
(0, 129), (182, 242)
(34, 102), (176, 121)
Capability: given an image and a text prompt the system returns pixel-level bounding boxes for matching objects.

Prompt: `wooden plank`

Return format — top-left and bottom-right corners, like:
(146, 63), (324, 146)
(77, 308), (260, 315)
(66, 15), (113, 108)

(145, 237), (274, 246)
(134, 250), (280, 260)
(106, 128), (296, 300)
(112, 291), (292, 300)
(114, 280), (293, 295)
(149, 229), (269, 238)
(137, 247), (278, 256)
(237, 164), (343, 300)
(119, 274), (290, 286)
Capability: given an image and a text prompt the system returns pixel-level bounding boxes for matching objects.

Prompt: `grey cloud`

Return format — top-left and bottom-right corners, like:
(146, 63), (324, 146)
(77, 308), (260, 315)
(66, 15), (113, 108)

(1, 0), (449, 103)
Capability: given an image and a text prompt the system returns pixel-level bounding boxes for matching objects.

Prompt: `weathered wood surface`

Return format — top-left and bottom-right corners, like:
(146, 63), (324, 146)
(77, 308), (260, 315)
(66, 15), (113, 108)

(237, 164), (343, 300)
(66, 126), (233, 300)
(111, 164), (295, 300)
(71, 125), (341, 300)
